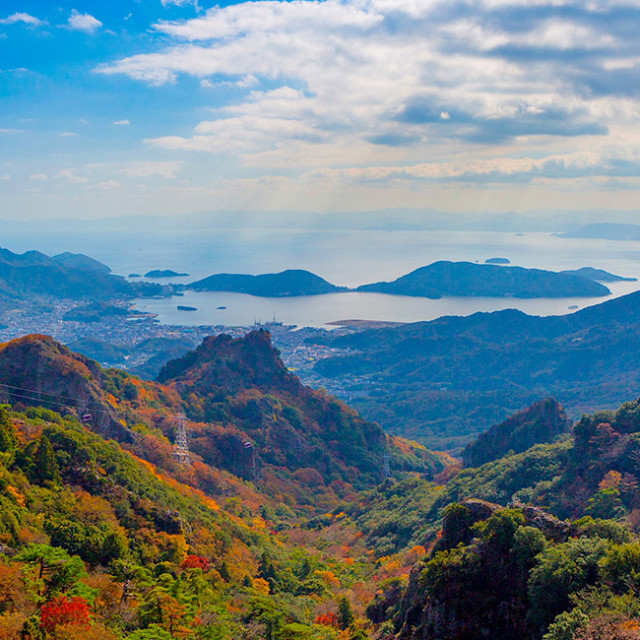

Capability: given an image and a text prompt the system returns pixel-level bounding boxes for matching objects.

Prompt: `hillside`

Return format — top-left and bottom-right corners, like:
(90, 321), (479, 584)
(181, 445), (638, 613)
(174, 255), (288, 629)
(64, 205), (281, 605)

(313, 289), (640, 450)
(156, 329), (448, 485)
(462, 398), (571, 467)
(188, 269), (345, 297)
(356, 261), (610, 298)
(0, 403), (388, 640)
(0, 333), (449, 502)
(0, 247), (159, 300)
(361, 394), (640, 639)
(51, 252), (112, 274)
(4, 338), (640, 639)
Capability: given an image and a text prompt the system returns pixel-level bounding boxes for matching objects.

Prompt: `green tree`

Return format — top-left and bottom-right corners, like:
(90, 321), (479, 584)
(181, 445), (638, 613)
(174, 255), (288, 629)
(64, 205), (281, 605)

(338, 596), (355, 630)
(33, 435), (61, 486)
(585, 488), (625, 520)
(0, 405), (17, 453)
(528, 537), (610, 635)
(17, 544), (87, 600)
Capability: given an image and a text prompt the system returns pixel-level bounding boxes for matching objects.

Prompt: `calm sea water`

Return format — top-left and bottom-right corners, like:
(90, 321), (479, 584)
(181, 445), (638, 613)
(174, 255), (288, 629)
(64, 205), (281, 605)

(3, 227), (640, 328)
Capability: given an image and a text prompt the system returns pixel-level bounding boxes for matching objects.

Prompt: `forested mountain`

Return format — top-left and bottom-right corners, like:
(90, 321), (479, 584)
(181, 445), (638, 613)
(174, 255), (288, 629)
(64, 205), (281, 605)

(0, 248), (158, 300)
(314, 289), (640, 450)
(0, 332), (447, 501)
(188, 269), (345, 297)
(356, 261), (610, 298)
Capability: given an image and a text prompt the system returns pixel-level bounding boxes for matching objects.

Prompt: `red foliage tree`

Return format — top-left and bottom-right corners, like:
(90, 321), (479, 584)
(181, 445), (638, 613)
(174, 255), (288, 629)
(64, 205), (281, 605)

(315, 612), (340, 628)
(40, 595), (91, 632)
(181, 555), (210, 571)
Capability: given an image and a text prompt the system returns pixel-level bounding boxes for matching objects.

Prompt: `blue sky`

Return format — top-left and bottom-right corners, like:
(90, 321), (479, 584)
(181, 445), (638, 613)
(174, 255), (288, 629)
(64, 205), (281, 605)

(1, 0), (640, 220)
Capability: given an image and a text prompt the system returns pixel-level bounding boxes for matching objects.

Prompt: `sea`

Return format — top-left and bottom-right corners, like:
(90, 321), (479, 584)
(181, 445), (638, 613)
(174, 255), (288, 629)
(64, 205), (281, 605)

(4, 227), (640, 328)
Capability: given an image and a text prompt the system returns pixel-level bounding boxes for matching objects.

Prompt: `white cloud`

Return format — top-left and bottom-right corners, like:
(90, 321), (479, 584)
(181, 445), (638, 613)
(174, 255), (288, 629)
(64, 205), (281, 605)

(117, 161), (182, 178)
(59, 131), (78, 137)
(29, 174), (48, 181)
(95, 0), (640, 207)
(0, 13), (42, 27)
(57, 169), (88, 184)
(0, 128), (24, 134)
(113, 119), (131, 126)
(96, 180), (122, 189)
(68, 10), (102, 34)
(161, 0), (199, 6)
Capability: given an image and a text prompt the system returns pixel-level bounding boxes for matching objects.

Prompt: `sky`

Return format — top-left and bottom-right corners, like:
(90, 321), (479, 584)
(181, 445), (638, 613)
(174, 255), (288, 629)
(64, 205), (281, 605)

(1, 0), (640, 221)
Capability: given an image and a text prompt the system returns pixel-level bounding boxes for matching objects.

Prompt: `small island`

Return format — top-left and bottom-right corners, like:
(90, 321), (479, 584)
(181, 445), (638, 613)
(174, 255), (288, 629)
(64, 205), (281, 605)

(485, 257), (511, 264)
(177, 305), (198, 312)
(128, 273), (141, 278)
(145, 269), (190, 278)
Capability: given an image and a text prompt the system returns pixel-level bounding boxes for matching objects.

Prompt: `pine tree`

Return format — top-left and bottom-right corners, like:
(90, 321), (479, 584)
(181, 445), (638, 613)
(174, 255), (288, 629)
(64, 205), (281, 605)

(338, 596), (355, 630)
(33, 435), (61, 485)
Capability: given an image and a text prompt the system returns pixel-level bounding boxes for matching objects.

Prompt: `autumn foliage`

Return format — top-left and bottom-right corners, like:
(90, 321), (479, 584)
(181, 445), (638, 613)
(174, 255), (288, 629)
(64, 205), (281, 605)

(314, 612), (340, 628)
(181, 554), (210, 571)
(40, 596), (91, 632)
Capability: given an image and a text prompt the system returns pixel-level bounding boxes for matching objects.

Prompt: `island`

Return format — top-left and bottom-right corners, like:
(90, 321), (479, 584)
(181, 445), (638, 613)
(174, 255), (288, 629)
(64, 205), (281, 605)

(177, 305), (198, 311)
(559, 267), (637, 282)
(145, 269), (190, 278)
(485, 257), (510, 264)
(187, 269), (345, 297)
(356, 261), (611, 298)
(128, 273), (141, 278)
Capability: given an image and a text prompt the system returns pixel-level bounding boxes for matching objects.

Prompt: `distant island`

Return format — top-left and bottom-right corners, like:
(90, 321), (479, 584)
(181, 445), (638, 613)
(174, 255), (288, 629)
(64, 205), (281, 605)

(485, 257), (510, 264)
(177, 305), (198, 311)
(183, 262), (617, 299)
(128, 273), (141, 278)
(559, 266), (637, 282)
(356, 261), (611, 298)
(558, 223), (640, 241)
(188, 269), (346, 297)
(145, 269), (189, 278)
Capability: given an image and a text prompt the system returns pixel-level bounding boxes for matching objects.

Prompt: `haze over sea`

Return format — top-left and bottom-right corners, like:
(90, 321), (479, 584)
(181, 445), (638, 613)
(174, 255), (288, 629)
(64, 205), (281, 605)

(5, 227), (640, 328)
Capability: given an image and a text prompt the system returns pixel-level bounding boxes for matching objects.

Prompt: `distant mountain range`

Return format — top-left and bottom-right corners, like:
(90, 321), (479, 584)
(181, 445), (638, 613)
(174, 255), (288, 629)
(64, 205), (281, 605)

(559, 223), (640, 240)
(188, 262), (626, 299)
(0, 247), (160, 300)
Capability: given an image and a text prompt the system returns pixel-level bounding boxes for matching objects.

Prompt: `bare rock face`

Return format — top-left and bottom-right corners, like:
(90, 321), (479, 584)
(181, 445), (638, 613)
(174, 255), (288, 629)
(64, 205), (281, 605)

(0, 335), (131, 441)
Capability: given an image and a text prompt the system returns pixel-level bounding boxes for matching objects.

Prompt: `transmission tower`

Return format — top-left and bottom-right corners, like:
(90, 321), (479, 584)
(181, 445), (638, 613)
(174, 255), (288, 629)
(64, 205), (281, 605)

(382, 450), (391, 480)
(173, 414), (191, 466)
